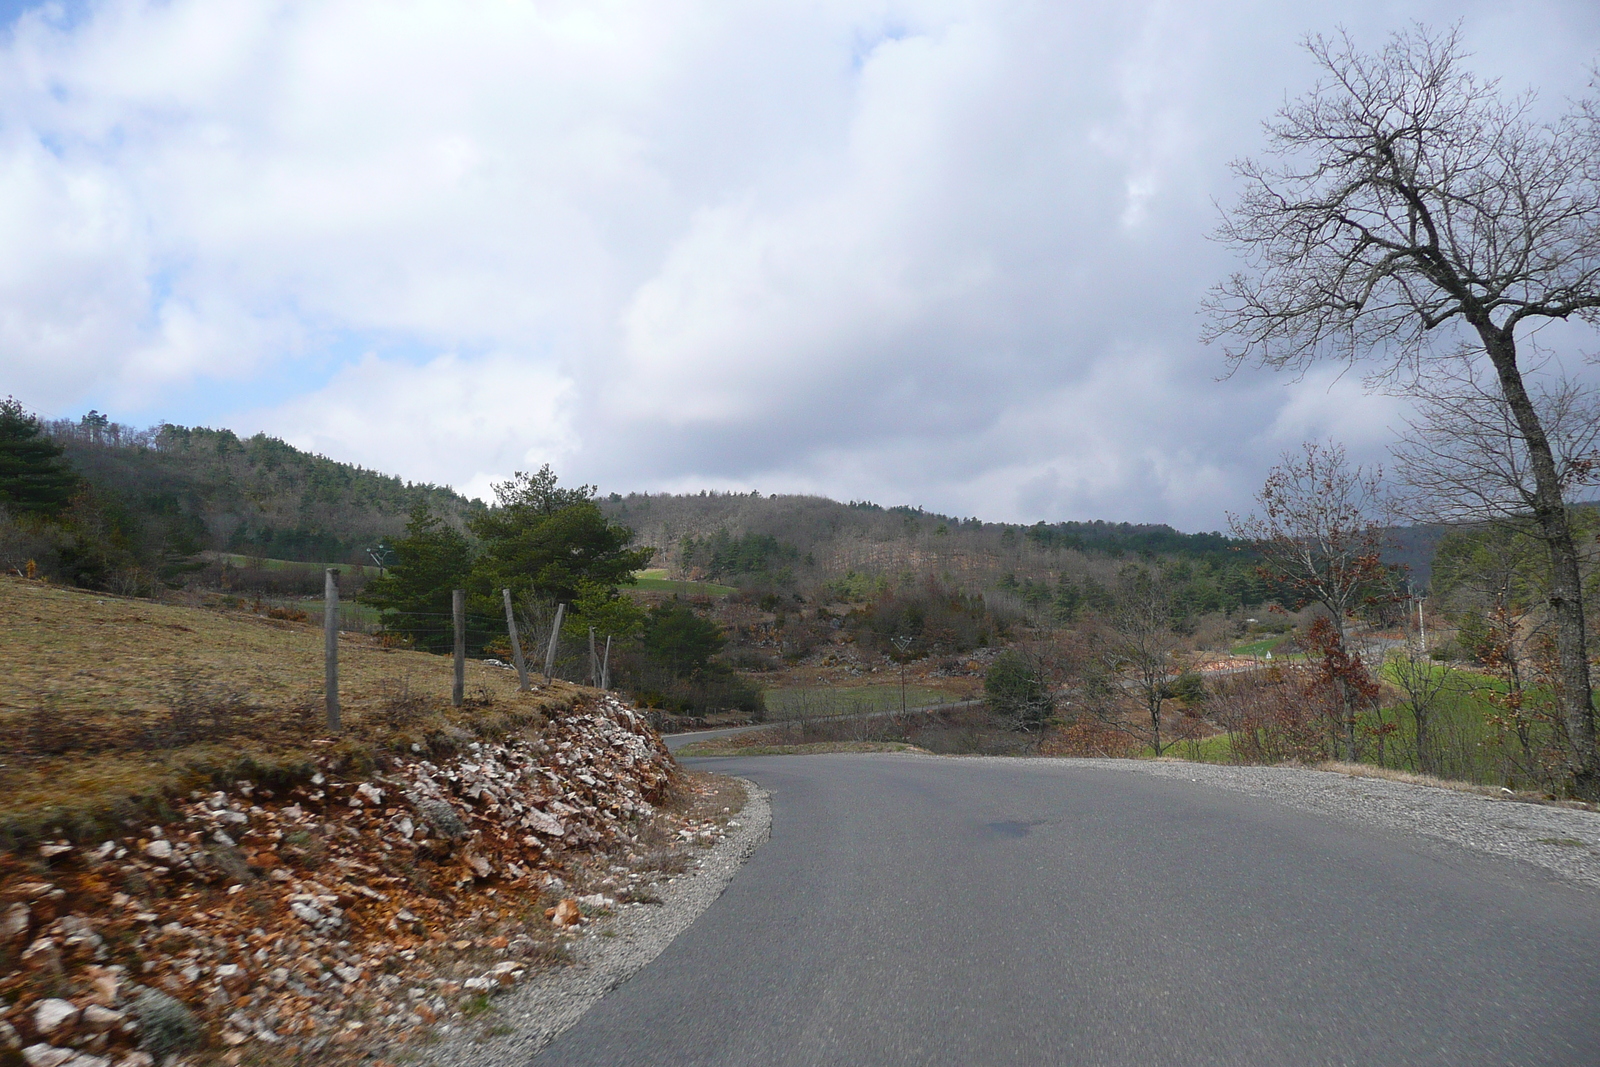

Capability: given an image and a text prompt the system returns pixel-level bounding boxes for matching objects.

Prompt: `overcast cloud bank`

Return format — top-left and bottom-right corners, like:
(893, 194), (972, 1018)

(3, 0), (1597, 526)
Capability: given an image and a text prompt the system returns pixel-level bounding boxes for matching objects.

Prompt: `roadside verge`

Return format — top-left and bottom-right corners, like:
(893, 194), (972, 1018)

(1016, 757), (1600, 892)
(420, 777), (772, 1065)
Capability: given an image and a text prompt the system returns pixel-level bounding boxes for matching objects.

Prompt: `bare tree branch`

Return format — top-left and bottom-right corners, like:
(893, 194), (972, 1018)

(1205, 23), (1600, 796)
(1392, 358), (1600, 525)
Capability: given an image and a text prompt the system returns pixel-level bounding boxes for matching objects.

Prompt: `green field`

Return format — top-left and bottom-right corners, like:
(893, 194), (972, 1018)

(1142, 732), (1236, 761)
(628, 569), (738, 596)
(764, 684), (958, 720)
(1153, 656), (1573, 790)
(212, 552), (382, 578)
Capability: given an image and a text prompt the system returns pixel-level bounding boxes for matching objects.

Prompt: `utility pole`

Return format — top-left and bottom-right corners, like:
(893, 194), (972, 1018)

(892, 635), (913, 714)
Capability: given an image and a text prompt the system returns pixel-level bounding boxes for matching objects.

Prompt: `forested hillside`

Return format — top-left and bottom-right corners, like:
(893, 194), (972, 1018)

(601, 491), (1283, 615)
(2, 404), (1460, 620)
(0, 405), (480, 592)
(50, 413), (478, 564)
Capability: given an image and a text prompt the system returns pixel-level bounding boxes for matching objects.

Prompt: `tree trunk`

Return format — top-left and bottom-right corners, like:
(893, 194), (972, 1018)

(1150, 692), (1163, 757)
(1326, 613), (1359, 762)
(1482, 328), (1598, 798)
(1414, 703), (1434, 777)
(1332, 674), (1358, 763)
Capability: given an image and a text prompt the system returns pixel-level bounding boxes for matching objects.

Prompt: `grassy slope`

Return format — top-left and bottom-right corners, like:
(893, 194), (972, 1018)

(210, 551), (382, 577)
(763, 684), (957, 718)
(629, 569), (738, 596)
(1229, 636), (1289, 657)
(0, 576), (587, 845)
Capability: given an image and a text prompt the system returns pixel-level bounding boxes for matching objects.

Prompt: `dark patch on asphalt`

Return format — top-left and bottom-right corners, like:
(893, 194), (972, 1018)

(985, 818), (1049, 838)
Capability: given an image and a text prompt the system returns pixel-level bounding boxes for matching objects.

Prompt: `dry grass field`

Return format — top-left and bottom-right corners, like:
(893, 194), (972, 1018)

(0, 576), (584, 846)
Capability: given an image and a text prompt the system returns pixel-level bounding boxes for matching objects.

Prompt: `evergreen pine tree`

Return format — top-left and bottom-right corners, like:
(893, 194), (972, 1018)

(0, 397), (79, 516)
(361, 504), (475, 651)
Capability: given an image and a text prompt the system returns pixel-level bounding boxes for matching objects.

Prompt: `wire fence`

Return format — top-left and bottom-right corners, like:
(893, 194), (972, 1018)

(358, 605), (611, 687)
(365, 610), (505, 647)
(272, 585), (625, 735)
(255, 597), (382, 634)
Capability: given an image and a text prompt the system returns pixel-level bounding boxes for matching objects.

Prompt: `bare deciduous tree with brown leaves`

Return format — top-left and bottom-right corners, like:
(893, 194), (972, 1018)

(1081, 565), (1184, 757)
(1204, 25), (1600, 796)
(1229, 442), (1392, 761)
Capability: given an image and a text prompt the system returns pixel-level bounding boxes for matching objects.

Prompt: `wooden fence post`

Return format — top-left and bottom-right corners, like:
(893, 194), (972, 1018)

(452, 589), (466, 707)
(544, 602), (566, 681)
(503, 588), (530, 690)
(601, 635), (612, 690)
(324, 569), (341, 732)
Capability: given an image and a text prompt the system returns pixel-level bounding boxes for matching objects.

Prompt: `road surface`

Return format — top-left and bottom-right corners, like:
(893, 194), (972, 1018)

(533, 754), (1600, 1066)
(659, 700), (983, 754)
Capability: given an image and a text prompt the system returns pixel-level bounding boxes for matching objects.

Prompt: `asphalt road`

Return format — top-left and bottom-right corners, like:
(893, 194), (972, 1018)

(533, 754), (1600, 1066)
(659, 700), (985, 754)
(660, 723), (770, 752)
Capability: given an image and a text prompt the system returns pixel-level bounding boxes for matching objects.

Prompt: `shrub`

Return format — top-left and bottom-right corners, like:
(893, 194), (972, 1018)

(1165, 671), (1209, 705)
(984, 651), (1053, 730)
(640, 600), (725, 675)
(1209, 667), (1331, 763)
(850, 579), (1006, 656)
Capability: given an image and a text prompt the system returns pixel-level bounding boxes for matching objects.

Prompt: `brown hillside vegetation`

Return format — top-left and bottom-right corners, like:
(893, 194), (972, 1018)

(604, 491), (1077, 588)
(0, 577), (571, 846)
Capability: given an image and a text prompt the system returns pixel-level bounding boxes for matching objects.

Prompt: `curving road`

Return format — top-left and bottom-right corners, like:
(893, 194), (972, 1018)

(533, 754), (1600, 1066)
(658, 700), (986, 755)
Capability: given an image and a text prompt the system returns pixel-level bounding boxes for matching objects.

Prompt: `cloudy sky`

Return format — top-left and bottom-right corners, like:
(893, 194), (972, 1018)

(3, 0), (1598, 529)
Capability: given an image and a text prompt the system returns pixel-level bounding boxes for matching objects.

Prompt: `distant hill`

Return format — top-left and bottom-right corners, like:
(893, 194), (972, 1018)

(45, 416), (479, 568)
(604, 492), (1240, 565)
(1384, 524), (1449, 589)
(598, 492), (1282, 610)
(34, 411), (1460, 603)
(598, 491), (1476, 613)
(1383, 500), (1600, 591)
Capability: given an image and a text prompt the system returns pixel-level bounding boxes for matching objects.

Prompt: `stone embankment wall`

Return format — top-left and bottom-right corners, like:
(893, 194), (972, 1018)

(0, 696), (685, 1067)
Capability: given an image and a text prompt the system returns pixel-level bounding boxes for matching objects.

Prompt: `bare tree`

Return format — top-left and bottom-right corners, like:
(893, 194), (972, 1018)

(1230, 441), (1392, 760)
(1386, 640), (1458, 777)
(1091, 565), (1183, 757)
(1204, 25), (1600, 795)
(1432, 523), (1568, 788)
(1392, 355), (1600, 524)
(1392, 363), (1599, 783)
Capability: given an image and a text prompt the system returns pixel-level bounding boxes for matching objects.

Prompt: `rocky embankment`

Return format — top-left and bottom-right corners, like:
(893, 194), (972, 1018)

(0, 695), (727, 1067)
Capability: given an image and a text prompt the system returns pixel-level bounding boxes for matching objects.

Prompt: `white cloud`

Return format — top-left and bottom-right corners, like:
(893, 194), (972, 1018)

(247, 351), (575, 501)
(2, 0), (1598, 527)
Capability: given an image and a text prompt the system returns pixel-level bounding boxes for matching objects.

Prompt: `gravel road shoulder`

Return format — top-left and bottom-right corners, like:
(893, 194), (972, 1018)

(1005, 757), (1600, 891)
(417, 777), (772, 1066)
